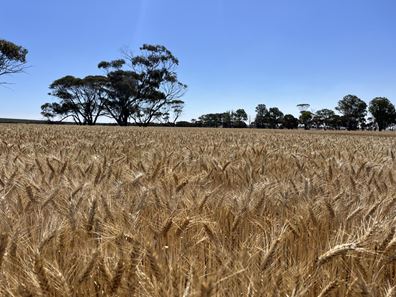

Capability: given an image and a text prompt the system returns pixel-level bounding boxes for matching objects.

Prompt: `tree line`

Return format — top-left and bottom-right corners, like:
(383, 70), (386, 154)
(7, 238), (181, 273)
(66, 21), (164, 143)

(186, 95), (396, 131)
(1, 38), (396, 131)
(295, 96), (396, 131)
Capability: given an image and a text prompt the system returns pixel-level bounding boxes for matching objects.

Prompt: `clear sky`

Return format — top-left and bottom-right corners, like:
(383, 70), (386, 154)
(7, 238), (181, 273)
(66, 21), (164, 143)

(1, 0), (396, 121)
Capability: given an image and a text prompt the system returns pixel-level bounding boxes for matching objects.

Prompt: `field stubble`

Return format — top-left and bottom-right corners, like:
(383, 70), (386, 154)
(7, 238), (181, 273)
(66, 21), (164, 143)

(0, 125), (396, 296)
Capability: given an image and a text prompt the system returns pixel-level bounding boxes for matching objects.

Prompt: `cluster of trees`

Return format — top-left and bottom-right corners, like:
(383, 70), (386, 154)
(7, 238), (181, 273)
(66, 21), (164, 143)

(254, 105), (292, 129)
(183, 95), (396, 131)
(194, 109), (248, 128)
(2, 38), (396, 131)
(191, 106), (299, 129)
(254, 95), (396, 131)
(41, 45), (187, 126)
(294, 95), (396, 131)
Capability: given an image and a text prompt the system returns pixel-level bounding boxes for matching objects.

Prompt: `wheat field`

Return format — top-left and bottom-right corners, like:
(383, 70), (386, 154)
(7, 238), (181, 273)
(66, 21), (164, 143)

(0, 125), (396, 296)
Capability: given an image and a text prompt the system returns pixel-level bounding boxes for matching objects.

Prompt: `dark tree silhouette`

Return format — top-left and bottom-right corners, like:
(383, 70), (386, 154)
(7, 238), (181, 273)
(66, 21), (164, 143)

(283, 114), (299, 129)
(232, 109), (248, 127)
(197, 109), (247, 128)
(100, 45), (187, 126)
(266, 107), (284, 128)
(315, 109), (336, 129)
(198, 113), (223, 127)
(336, 95), (367, 130)
(41, 103), (63, 121)
(128, 45), (187, 126)
(98, 63), (139, 126)
(299, 111), (313, 130)
(44, 75), (107, 125)
(254, 104), (268, 128)
(369, 97), (396, 131)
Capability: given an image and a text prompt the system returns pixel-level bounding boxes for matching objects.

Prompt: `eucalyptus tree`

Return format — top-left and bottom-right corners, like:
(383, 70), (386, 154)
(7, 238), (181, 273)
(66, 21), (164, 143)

(283, 114), (299, 129)
(336, 95), (367, 130)
(369, 97), (396, 131)
(43, 75), (107, 125)
(98, 60), (139, 126)
(0, 39), (28, 83)
(99, 45), (187, 126)
(315, 109), (336, 129)
(254, 104), (268, 128)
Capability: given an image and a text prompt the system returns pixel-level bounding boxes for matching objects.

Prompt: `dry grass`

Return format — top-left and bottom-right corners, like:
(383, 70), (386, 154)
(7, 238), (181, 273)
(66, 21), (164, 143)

(0, 124), (396, 296)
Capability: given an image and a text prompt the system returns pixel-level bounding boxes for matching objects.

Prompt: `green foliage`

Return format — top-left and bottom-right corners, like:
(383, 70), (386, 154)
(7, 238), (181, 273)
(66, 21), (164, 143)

(40, 103), (58, 121)
(254, 105), (284, 129)
(197, 113), (223, 127)
(299, 111), (313, 130)
(282, 114), (299, 129)
(99, 44), (187, 126)
(254, 104), (268, 128)
(233, 109), (248, 127)
(266, 107), (284, 128)
(336, 95), (367, 130)
(100, 69), (139, 126)
(197, 109), (248, 128)
(369, 97), (396, 131)
(234, 109), (248, 122)
(314, 109), (336, 129)
(44, 75), (107, 125)
(0, 39), (28, 82)
(42, 44), (186, 127)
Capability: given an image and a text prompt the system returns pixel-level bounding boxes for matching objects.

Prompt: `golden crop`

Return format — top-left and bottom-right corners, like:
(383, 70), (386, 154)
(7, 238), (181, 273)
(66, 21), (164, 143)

(0, 125), (396, 296)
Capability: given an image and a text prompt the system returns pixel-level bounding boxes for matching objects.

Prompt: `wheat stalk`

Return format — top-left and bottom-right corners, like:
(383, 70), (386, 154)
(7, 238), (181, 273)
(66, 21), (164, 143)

(317, 243), (357, 266)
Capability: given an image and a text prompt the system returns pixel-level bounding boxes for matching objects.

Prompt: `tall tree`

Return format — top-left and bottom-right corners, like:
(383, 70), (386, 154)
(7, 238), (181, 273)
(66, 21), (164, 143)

(315, 109), (336, 129)
(222, 112), (232, 128)
(297, 103), (312, 129)
(283, 114), (299, 129)
(160, 100), (184, 125)
(299, 111), (313, 130)
(126, 44), (187, 126)
(0, 39), (28, 83)
(368, 97), (396, 131)
(169, 100), (184, 124)
(266, 107), (284, 128)
(233, 109), (248, 127)
(254, 104), (268, 128)
(98, 61), (140, 126)
(99, 45), (187, 126)
(336, 95), (367, 130)
(44, 75), (107, 125)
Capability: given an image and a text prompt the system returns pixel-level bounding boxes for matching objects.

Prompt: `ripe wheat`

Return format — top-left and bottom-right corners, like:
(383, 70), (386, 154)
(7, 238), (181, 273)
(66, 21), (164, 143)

(0, 125), (395, 296)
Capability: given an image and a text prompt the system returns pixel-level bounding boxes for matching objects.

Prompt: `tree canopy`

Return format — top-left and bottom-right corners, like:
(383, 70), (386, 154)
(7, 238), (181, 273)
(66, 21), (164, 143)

(42, 75), (107, 125)
(314, 109), (336, 129)
(41, 44), (187, 126)
(33, 42), (396, 130)
(283, 114), (299, 129)
(197, 109), (248, 128)
(0, 39), (28, 83)
(98, 44), (187, 126)
(336, 95), (367, 130)
(254, 104), (268, 128)
(369, 97), (396, 131)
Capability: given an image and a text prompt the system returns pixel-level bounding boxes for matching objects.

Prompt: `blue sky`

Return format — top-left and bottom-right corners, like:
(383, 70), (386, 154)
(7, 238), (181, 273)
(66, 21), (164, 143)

(1, 0), (396, 121)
